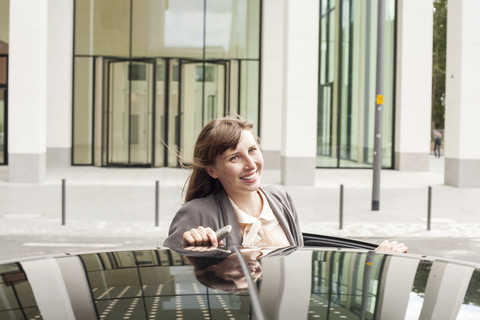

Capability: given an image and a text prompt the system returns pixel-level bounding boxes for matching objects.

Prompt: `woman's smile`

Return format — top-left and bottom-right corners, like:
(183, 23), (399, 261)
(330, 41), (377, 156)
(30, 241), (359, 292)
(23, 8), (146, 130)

(240, 171), (258, 181)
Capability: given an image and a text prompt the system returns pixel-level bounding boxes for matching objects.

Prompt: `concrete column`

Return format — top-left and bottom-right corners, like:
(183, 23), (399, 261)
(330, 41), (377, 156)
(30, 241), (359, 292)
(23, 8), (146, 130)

(444, 0), (480, 187)
(260, 0), (284, 170)
(280, 0), (319, 186)
(394, 0), (433, 171)
(8, 0), (48, 182)
(47, 0), (73, 167)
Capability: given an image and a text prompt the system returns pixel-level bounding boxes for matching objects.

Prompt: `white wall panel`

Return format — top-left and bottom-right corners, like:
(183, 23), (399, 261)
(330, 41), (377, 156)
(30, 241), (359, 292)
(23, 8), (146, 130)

(47, 0), (73, 148)
(395, 0), (433, 156)
(8, 0), (48, 153)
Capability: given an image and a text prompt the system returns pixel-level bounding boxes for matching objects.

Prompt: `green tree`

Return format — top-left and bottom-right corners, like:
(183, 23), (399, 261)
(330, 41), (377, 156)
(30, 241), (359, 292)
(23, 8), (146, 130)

(431, 0), (447, 130)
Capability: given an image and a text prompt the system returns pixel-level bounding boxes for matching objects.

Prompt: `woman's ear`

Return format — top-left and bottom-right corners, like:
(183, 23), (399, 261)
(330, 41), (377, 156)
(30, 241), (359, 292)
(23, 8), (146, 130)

(206, 167), (218, 179)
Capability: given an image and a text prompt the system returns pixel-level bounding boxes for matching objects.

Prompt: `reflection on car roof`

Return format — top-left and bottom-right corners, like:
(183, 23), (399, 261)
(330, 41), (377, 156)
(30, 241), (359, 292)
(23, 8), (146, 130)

(1, 245), (479, 319)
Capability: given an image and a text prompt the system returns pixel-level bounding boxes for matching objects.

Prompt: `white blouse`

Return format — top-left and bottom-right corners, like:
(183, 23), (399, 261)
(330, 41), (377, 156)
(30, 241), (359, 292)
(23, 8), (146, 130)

(229, 190), (291, 246)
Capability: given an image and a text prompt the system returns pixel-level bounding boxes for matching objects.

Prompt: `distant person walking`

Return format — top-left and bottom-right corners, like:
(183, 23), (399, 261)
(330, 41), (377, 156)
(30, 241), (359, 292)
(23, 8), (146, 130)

(434, 132), (442, 158)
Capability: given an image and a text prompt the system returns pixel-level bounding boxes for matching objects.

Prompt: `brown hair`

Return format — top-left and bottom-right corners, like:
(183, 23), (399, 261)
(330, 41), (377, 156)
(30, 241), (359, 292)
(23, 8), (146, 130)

(194, 269), (238, 291)
(184, 116), (255, 202)
(188, 256), (248, 292)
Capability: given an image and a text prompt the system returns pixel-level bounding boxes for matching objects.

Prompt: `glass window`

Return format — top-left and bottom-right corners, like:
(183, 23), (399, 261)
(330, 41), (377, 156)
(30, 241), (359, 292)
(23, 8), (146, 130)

(0, 89), (5, 164)
(317, 0), (395, 168)
(166, 60), (180, 167)
(205, 0), (261, 60)
(0, 0), (8, 165)
(73, 0), (261, 167)
(317, 0), (336, 167)
(239, 60), (259, 134)
(0, 0), (8, 54)
(73, 57), (94, 164)
(382, 0), (396, 167)
(132, 0), (204, 59)
(75, 0), (130, 56)
(0, 56), (6, 85)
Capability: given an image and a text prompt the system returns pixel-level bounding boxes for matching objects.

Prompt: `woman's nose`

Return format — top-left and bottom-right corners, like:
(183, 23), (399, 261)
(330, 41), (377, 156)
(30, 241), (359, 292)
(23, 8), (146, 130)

(244, 156), (256, 169)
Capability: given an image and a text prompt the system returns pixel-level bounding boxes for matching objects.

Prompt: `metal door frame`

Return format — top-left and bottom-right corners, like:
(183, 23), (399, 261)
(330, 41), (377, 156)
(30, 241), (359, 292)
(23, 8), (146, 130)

(104, 58), (157, 167)
(176, 59), (230, 162)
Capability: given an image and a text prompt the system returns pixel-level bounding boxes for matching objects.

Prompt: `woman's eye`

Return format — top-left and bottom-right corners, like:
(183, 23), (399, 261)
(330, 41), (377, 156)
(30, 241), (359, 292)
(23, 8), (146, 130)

(230, 155), (239, 161)
(249, 147), (257, 154)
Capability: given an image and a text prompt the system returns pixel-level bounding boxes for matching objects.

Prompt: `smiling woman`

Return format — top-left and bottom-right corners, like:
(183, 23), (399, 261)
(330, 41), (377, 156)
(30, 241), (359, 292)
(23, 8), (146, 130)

(163, 116), (304, 248)
(164, 116), (408, 254)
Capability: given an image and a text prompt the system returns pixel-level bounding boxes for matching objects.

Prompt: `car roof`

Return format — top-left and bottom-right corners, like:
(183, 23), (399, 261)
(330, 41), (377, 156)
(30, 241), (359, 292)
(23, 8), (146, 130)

(1, 245), (479, 319)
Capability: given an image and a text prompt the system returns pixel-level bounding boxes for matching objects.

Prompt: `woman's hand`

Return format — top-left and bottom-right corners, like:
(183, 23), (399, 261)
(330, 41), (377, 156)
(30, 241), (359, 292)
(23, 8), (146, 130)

(375, 240), (408, 253)
(182, 226), (223, 247)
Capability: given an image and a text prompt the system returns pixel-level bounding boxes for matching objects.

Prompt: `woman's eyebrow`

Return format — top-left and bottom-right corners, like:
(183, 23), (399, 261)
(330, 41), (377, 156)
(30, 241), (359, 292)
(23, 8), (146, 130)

(222, 150), (238, 159)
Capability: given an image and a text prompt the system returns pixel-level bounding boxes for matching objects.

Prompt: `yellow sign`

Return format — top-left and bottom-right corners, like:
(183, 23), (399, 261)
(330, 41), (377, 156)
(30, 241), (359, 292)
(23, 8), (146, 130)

(376, 95), (383, 105)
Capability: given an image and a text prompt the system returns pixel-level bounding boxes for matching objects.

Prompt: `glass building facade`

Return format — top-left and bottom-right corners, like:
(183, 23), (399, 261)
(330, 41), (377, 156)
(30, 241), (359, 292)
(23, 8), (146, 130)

(317, 0), (396, 168)
(1, 0), (397, 170)
(72, 0), (261, 167)
(0, 0), (8, 165)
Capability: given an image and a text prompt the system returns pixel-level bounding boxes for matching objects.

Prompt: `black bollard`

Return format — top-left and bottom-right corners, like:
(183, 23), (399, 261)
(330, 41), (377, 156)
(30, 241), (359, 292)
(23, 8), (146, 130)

(339, 184), (344, 230)
(427, 186), (432, 231)
(62, 179), (66, 226)
(155, 180), (160, 227)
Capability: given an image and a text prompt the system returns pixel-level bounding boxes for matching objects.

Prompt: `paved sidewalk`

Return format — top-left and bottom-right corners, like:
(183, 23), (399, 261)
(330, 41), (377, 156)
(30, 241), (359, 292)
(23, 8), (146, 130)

(1, 155), (480, 262)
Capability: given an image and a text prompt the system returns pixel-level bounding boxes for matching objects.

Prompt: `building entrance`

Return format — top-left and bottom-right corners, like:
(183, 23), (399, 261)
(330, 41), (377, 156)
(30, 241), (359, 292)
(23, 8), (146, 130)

(72, 0), (261, 168)
(105, 58), (155, 167)
(97, 58), (229, 167)
(178, 59), (228, 163)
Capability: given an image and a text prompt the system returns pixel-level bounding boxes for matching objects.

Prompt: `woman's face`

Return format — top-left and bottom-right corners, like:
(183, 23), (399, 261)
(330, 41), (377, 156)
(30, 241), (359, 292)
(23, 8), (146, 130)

(208, 130), (263, 199)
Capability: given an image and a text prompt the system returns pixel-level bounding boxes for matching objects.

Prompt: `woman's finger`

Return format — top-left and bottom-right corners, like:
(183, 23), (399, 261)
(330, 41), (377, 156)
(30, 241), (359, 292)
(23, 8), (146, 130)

(183, 228), (203, 246)
(182, 230), (196, 246)
(194, 226), (211, 245)
(190, 228), (206, 245)
(205, 227), (219, 247)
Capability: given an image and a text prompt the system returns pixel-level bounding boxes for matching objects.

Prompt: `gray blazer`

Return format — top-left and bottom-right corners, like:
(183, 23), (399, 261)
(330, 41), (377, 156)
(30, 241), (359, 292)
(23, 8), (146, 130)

(163, 185), (303, 248)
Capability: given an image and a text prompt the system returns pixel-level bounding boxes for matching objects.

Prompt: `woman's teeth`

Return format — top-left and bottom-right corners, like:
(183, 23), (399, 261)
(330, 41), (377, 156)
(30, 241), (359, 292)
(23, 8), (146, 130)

(241, 173), (256, 180)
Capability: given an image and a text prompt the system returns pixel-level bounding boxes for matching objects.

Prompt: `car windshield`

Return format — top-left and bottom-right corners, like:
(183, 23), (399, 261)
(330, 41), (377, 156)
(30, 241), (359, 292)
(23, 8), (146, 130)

(1, 246), (480, 319)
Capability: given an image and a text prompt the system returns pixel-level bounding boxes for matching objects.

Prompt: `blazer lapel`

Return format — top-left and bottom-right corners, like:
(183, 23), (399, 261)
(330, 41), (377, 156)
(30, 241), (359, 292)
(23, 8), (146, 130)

(260, 187), (295, 245)
(214, 189), (243, 245)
